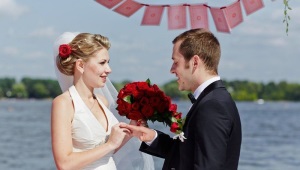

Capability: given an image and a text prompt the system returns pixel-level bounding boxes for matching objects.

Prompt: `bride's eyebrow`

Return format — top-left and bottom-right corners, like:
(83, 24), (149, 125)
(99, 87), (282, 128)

(99, 59), (110, 63)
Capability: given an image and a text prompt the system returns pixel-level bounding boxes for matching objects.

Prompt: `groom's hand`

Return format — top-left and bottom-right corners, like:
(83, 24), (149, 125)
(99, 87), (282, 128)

(121, 124), (156, 142)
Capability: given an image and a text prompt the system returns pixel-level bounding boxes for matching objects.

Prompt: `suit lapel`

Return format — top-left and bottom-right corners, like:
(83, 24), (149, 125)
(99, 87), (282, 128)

(183, 80), (225, 129)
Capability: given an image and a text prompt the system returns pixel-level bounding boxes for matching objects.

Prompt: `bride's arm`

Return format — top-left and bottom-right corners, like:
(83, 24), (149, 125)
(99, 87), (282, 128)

(51, 94), (124, 170)
(98, 95), (133, 153)
(113, 120), (138, 153)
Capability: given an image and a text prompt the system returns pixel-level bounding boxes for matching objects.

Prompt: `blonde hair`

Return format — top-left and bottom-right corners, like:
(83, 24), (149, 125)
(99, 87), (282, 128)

(56, 33), (111, 76)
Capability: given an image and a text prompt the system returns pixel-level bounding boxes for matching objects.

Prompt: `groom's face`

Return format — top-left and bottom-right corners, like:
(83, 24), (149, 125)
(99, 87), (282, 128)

(170, 41), (193, 91)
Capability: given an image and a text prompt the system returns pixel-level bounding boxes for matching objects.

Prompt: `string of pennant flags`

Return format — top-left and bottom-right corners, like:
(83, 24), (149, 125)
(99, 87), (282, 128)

(95, 0), (265, 33)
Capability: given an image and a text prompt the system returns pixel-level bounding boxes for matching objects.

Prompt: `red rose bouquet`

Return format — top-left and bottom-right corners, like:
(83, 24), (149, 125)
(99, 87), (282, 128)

(116, 79), (185, 138)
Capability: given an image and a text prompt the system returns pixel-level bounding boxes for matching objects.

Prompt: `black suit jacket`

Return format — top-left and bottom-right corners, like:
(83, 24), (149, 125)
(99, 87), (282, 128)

(140, 80), (242, 170)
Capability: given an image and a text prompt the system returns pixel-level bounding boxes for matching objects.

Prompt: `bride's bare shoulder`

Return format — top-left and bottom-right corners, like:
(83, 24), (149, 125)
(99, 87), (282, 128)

(52, 91), (72, 106)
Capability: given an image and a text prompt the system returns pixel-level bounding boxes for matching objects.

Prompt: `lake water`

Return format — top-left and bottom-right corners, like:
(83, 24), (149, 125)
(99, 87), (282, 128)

(0, 99), (299, 170)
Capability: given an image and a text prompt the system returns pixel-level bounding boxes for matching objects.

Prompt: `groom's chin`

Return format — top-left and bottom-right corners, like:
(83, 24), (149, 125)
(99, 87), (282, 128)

(177, 83), (186, 91)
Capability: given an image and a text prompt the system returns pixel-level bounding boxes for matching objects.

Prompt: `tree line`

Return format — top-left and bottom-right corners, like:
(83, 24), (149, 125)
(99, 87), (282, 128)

(0, 77), (300, 101)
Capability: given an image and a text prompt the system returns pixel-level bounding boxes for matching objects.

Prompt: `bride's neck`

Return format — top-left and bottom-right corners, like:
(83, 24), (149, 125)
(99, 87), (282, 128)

(74, 83), (95, 100)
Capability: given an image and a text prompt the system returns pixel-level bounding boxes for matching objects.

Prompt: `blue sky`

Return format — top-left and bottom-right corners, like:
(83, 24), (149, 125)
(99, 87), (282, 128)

(1, 0), (299, 85)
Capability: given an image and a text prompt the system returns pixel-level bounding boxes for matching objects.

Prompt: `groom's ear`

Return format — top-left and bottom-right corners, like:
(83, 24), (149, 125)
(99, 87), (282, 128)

(75, 59), (85, 74)
(191, 55), (200, 68)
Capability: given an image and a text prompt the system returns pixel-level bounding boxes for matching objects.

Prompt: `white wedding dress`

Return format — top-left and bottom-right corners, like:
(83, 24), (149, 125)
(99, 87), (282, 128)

(53, 32), (154, 170)
(69, 85), (118, 170)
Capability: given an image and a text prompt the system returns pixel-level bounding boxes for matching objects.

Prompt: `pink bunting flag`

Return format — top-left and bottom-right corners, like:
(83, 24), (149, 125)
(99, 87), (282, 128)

(113, 0), (143, 17)
(241, 0), (264, 15)
(210, 7), (230, 33)
(188, 4), (209, 29)
(95, 0), (123, 9)
(168, 5), (187, 30)
(141, 5), (164, 26)
(224, 1), (243, 29)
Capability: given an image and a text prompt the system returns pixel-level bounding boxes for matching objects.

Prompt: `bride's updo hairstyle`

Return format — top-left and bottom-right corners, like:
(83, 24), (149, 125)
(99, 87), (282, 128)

(56, 33), (111, 76)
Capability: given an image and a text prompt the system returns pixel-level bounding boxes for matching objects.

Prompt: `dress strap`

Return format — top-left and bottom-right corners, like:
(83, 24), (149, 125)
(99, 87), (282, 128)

(68, 85), (84, 114)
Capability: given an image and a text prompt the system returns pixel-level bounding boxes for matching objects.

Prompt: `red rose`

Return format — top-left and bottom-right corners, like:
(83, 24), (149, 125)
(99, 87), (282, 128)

(139, 97), (149, 106)
(170, 122), (179, 132)
(164, 96), (171, 106)
(156, 90), (165, 97)
(152, 84), (160, 91)
(169, 104), (177, 112)
(141, 105), (154, 118)
(132, 89), (143, 99)
(157, 101), (168, 113)
(149, 96), (160, 108)
(124, 83), (137, 93)
(117, 89), (126, 99)
(136, 82), (150, 90)
(157, 97), (171, 113)
(59, 44), (72, 58)
(172, 112), (182, 119)
(127, 110), (144, 120)
(131, 102), (140, 111)
(116, 99), (131, 116)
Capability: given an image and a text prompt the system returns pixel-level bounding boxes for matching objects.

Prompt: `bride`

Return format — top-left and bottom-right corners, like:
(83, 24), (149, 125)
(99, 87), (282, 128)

(51, 32), (154, 170)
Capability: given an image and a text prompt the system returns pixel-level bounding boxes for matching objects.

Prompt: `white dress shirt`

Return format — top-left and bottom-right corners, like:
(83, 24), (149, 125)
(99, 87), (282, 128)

(193, 76), (220, 99)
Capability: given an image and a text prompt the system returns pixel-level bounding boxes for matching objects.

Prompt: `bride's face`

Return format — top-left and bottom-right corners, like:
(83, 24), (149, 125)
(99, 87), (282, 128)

(83, 48), (111, 88)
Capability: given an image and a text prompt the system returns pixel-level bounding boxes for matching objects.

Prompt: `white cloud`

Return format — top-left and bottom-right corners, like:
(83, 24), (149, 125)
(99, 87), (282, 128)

(116, 55), (141, 65)
(112, 41), (148, 52)
(220, 60), (245, 70)
(267, 38), (288, 47)
(0, 0), (28, 18)
(29, 27), (57, 38)
(26, 51), (47, 59)
(2, 46), (19, 56)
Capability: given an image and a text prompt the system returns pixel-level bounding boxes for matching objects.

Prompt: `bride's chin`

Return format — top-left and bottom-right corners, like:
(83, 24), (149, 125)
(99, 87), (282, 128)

(95, 83), (105, 88)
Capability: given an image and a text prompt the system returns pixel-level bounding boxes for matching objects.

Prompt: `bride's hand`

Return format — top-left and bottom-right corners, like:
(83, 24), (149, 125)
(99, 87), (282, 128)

(107, 122), (130, 150)
(120, 124), (156, 142)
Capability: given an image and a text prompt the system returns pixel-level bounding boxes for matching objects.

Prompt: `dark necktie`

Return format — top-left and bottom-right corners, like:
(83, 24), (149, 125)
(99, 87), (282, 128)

(188, 93), (196, 104)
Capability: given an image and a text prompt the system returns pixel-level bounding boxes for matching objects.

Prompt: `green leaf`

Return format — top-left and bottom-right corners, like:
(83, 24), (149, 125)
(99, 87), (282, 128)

(171, 117), (178, 122)
(123, 95), (132, 103)
(146, 78), (151, 85)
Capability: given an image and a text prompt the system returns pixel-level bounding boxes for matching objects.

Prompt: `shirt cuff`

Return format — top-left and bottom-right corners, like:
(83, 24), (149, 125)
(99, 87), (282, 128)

(145, 130), (157, 145)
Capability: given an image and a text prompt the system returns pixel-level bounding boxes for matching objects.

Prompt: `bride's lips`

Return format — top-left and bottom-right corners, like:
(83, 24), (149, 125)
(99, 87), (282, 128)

(100, 76), (107, 82)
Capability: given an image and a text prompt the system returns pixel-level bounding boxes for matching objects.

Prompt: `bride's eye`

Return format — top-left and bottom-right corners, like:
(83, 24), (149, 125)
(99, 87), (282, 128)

(99, 60), (107, 65)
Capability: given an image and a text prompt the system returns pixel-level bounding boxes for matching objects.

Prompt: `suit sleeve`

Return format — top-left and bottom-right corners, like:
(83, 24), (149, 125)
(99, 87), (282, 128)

(139, 130), (174, 158)
(194, 99), (232, 169)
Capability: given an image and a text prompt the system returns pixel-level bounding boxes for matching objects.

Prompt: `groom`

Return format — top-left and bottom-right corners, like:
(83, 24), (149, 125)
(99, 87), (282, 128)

(123, 28), (242, 170)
